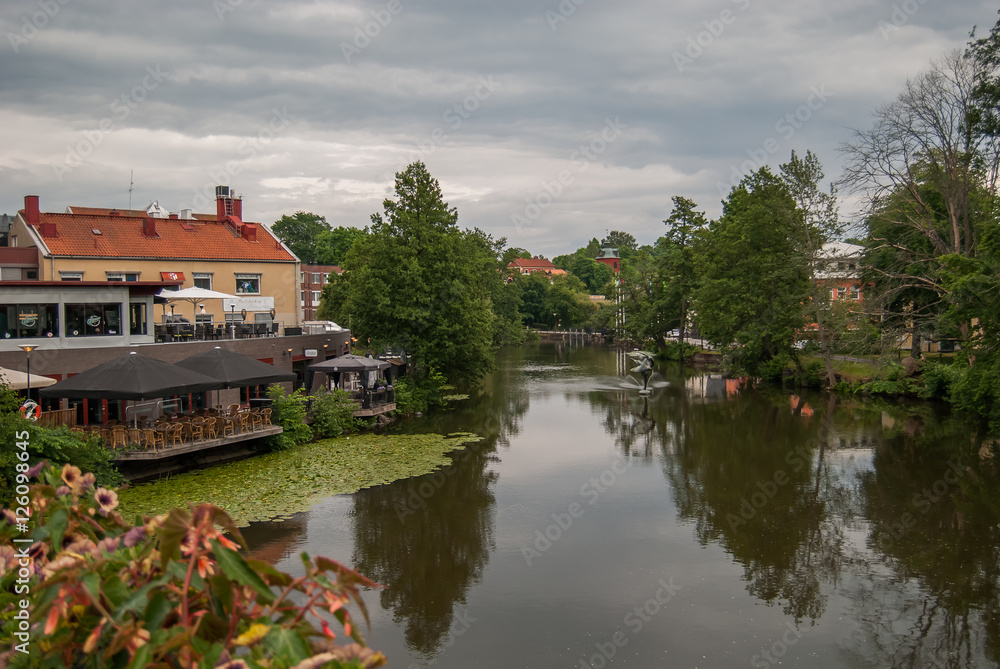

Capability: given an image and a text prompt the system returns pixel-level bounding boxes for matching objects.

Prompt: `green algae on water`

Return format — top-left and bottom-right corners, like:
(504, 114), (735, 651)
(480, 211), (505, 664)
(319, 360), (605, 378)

(117, 432), (482, 527)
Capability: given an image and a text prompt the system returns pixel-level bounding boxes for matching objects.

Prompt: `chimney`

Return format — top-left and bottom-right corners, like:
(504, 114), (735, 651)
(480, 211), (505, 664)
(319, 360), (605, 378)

(24, 195), (39, 226)
(232, 196), (242, 220)
(142, 217), (158, 237)
(180, 208), (192, 219)
(168, 213), (179, 220)
(241, 222), (257, 242)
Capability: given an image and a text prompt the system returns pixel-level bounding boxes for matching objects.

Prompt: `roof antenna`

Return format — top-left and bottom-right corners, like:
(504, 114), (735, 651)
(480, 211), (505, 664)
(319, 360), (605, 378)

(128, 170), (134, 211)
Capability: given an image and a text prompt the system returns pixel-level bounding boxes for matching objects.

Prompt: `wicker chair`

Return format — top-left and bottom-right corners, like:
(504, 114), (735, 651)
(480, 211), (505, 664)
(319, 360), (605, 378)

(189, 419), (205, 443)
(251, 410), (263, 431)
(110, 425), (128, 450)
(144, 428), (165, 453)
(261, 408), (272, 426)
(164, 424), (184, 448)
(203, 417), (218, 440)
(127, 427), (146, 449)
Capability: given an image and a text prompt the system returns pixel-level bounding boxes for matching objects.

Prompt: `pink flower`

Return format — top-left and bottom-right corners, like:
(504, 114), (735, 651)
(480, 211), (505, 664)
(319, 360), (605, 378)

(122, 526), (147, 548)
(94, 488), (119, 516)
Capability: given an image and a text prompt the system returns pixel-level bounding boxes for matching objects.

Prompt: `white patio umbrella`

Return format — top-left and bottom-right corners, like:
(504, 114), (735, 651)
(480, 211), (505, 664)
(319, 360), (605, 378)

(0, 366), (57, 391)
(155, 286), (239, 306)
(156, 286), (240, 325)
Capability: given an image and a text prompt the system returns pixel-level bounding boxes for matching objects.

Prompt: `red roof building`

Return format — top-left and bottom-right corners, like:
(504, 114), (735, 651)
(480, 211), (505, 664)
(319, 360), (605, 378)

(7, 188), (300, 326)
(508, 257), (557, 275)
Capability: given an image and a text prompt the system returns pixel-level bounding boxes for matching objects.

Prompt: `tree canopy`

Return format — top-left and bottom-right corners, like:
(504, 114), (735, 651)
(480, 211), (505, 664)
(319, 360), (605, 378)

(270, 211), (331, 265)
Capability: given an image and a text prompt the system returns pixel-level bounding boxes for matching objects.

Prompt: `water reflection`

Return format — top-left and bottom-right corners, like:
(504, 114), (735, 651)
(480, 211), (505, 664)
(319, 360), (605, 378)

(348, 350), (531, 655)
(589, 357), (1000, 664)
(245, 344), (1000, 667)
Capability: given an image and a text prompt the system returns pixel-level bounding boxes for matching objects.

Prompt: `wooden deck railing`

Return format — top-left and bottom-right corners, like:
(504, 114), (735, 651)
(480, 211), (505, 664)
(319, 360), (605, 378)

(38, 408), (77, 428)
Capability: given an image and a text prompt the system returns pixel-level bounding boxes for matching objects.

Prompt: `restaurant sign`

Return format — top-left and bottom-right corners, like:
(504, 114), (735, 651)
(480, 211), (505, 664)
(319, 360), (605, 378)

(222, 297), (275, 312)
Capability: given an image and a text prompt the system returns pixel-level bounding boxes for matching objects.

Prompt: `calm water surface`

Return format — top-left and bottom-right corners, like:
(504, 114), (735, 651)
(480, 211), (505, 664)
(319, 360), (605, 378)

(242, 344), (1000, 668)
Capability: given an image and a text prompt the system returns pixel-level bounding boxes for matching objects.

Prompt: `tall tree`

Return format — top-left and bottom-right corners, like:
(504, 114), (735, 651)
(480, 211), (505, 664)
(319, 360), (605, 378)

(270, 212), (331, 265)
(840, 51), (997, 353)
(662, 196), (708, 348)
(326, 162), (498, 385)
(314, 226), (365, 267)
(780, 150), (842, 386)
(601, 230), (638, 258)
(569, 255), (613, 294)
(694, 167), (812, 373)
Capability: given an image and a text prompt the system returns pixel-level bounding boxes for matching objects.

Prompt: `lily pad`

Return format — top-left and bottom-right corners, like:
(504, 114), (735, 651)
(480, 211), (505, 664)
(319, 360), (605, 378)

(117, 432), (482, 527)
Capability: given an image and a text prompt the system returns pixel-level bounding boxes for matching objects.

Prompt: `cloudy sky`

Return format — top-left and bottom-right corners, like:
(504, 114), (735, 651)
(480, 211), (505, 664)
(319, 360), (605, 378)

(1, 0), (996, 256)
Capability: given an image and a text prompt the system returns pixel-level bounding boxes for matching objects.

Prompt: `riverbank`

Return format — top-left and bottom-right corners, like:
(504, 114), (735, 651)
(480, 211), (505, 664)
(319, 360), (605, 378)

(117, 431), (482, 526)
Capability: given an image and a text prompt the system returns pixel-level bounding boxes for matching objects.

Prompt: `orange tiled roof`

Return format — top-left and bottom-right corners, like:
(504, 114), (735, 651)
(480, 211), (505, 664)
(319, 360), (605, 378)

(29, 212), (295, 262)
(509, 258), (555, 270)
(67, 206), (146, 217)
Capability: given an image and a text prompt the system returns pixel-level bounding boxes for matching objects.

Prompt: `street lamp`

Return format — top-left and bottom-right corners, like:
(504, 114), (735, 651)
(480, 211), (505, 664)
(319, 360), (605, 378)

(17, 344), (39, 403)
(231, 303), (237, 340)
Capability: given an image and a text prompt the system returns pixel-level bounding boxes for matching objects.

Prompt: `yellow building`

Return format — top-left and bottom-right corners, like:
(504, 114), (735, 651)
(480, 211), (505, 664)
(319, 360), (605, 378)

(7, 188), (300, 327)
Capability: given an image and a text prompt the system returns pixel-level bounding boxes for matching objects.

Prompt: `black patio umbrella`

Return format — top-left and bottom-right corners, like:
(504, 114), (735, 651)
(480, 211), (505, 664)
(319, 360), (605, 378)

(307, 354), (390, 374)
(175, 347), (296, 388)
(39, 352), (223, 400)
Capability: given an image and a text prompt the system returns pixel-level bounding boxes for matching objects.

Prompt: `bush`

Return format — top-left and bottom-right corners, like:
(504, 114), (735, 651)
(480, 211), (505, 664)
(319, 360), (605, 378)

(758, 353), (792, 383)
(918, 360), (966, 401)
(310, 388), (358, 438)
(657, 341), (698, 361)
(391, 370), (446, 416)
(263, 384), (313, 451)
(0, 464), (385, 668)
(0, 384), (124, 507)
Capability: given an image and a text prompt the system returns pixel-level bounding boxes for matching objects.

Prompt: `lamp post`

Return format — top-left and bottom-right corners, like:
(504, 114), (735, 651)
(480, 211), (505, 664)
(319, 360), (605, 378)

(231, 303), (236, 340)
(17, 344), (39, 404)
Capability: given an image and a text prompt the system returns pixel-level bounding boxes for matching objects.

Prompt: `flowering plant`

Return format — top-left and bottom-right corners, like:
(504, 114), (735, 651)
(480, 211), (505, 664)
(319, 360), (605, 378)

(0, 463), (384, 668)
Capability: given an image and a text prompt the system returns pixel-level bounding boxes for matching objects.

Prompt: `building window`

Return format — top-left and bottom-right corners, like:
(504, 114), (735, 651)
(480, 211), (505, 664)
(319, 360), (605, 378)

(193, 273), (213, 290)
(300, 272), (304, 284)
(850, 286), (861, 300)
(60, 272), (83, 281)
(311, 273), (320, 284)
(0, 304), (59, 339)
(837, 287), (847, 300)
(311, 291), (321, 304)
(235, 274), (260, 295)
(106, 272), (140, 282)
(65, 303), (121, 337)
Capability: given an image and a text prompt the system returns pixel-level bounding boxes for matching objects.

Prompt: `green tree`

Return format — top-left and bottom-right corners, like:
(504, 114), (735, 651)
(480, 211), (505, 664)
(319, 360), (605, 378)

(546, 274), (597, 328)
(517, 272), (552, 326)
(501, 247), (531, 266)
(662, 195), (708, 347)
(694, 167), (812, 373)
(780, 150), (842, 386)
(270, 212), (331, 265)
(617, 249), (675, 348)
(332, 162), (498, 386)
(601, 230), (638, 259)
(569, 255), (613, 294)
(841, 52), (997, 354)
(315, 226), (365, 267)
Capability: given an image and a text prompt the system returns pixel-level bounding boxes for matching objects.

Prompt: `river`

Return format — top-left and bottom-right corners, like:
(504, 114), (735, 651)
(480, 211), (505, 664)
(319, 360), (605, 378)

(240, 343), (1000, 668)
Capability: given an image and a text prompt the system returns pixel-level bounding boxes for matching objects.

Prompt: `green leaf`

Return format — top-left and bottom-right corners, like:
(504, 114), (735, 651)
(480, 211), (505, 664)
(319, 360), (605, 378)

(212, 542), (274, 603)
(157, 507), (192, 567)
(143, 591), (172, 631)
(48, 508), (68, 552)
(125, 643), (152, 669)
(101, 575), (131, 609)
(262, 626), (311, 663)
